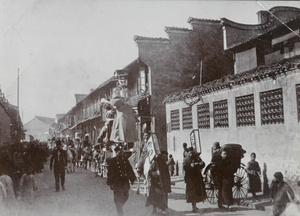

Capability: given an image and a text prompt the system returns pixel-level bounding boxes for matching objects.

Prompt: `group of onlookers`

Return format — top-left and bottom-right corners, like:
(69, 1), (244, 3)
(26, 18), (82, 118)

(181, 141), (299, 215)
(0, 141), (49, 210)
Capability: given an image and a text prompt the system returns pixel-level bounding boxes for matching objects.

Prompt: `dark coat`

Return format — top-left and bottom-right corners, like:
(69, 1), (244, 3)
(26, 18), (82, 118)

(183, 153), (206, 203)
(246, 160), (261, 193)
(50, 149), (67, 171)
(216, 157), (235, 206)
(146, 155), (171, 210)
(107, 152), (136, 191)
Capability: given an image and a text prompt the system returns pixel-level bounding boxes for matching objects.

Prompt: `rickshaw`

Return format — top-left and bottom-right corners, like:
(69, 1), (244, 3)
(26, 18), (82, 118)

(203, 143), (248, 205)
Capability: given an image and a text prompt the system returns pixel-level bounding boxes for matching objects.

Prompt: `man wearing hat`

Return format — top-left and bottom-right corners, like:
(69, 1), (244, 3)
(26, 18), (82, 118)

(50, 140), (67, 192)
(107, 145), (136, 216)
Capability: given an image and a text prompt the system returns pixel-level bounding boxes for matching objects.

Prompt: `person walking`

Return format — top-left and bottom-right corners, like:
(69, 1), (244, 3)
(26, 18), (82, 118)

(145, 152), (171, 215)
(183, 147), (206, 213)
(210, 141), (223, 208)
(50, 140), (67, 192)
(246, 152), (261, 198)
(215, 148), (236, 209)
(107, 145), (136, 216)
(166, 154), (175, 177)
(269, 172), (296, 216)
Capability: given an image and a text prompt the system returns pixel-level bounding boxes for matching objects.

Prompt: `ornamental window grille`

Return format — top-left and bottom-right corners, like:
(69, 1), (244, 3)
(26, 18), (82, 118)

(297, 84), (300, 122)
(236, 94), (255, 127)
(197, 103), (210, 129)
(213, 100), (229, 128)
(260, 88), (284, 125)
(182, 107), (193, 129)
(170, 109), (180, 130)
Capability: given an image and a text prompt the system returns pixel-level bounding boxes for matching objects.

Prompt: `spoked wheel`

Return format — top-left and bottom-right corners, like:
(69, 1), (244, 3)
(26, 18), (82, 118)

(203, 164), (218, 204)
(232, 165), (249, 205)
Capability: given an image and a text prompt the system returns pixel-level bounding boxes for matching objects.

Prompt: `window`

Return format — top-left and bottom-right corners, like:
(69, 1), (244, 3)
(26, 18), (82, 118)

(197, 103), (210, 129)
(260, 88), (284, 125)
(297, 84), (300, 122)
(182, 107), (193, 129)
(140, 68), (146, 92)
(170, 110), (180, 130)
(213, 100), (229, 128)
(236, 94), (255, 127)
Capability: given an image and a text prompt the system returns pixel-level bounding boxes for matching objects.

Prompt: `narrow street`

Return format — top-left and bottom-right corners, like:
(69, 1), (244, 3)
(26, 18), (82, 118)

(3, 158), (273, 216)
(5, 159), (159, 216)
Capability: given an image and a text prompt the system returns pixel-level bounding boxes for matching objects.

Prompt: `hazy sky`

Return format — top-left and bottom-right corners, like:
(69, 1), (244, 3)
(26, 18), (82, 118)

(0, 0), (299, 124)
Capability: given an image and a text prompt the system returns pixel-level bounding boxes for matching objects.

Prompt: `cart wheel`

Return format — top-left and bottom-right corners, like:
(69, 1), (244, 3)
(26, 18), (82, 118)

(204, 164), (218, 204)
(232, 166), (248, 205)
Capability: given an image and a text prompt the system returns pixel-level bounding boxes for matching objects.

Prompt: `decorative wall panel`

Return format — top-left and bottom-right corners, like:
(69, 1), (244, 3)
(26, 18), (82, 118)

(182, 107), (193, 130)
(260, 88), (284, 125)
(171, 109), (180, 130)
(236, 94), (255, 127)
(197, 103), (210, 129)
(213, 100), (229, 128)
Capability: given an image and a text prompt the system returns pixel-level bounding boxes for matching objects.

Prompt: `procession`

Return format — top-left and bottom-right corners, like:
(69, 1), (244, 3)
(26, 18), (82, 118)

(1, 1), (300, 216)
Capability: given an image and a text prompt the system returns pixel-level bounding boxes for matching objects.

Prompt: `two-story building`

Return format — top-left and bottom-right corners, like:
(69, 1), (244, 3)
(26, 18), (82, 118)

(0, 89), (24, 145)
(164, 6), (300, 180)
(56, 17), (232, 151)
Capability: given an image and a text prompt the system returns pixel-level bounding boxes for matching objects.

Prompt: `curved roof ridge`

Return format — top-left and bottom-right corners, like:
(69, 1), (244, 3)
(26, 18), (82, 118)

(220, 17), (273, 30)
(221, 6), (300, 30)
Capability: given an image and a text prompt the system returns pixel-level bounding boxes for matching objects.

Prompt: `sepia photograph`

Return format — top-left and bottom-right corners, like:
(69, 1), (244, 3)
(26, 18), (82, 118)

(0, 0), (300, 215)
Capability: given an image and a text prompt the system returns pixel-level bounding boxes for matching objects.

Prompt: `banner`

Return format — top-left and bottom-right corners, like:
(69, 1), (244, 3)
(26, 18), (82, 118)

(146, 134), (160, 162)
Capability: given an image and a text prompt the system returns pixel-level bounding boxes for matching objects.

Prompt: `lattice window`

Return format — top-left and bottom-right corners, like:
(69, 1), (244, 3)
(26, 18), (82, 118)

(170, 109), (180, 130)
(197, 103), (210, 129)
(260, 88), (284, 125)
(297, 84), (300, 122)
(182, 107), (193, 130)
(213, 100), (229, 128)
(236, 94), (255, 127)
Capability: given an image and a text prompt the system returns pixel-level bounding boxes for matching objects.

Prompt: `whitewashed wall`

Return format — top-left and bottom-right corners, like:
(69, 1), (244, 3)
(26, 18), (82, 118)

(166, 70), (300, 182)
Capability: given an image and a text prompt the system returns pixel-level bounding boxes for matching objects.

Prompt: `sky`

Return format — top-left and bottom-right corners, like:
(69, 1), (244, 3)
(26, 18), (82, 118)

(0, 0), (299, 124)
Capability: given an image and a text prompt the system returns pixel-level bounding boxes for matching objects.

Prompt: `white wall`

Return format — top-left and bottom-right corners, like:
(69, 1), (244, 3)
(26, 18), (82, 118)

(166, 70), (300, 181)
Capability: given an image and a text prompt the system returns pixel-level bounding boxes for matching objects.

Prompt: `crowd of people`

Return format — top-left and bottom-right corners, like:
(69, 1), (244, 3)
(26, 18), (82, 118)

(1, 86), (298, 216)
(0, 140), (49, 208)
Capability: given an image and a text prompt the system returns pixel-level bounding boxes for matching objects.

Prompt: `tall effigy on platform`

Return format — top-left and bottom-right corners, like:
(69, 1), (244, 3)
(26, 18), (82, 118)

(110, 70), (139, 146)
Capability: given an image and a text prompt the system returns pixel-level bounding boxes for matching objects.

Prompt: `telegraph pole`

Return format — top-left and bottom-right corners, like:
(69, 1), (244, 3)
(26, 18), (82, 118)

(17, 68), (19, 122)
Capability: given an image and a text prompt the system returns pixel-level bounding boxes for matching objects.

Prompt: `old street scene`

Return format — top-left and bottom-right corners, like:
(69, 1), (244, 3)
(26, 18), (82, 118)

(1, 1), (300, 216)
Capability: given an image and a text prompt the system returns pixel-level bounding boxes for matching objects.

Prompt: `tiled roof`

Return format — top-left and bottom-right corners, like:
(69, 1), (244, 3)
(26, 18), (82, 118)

(35, 115), (55, 124)
(164, 26), (191, 33)
(163, 55), (300, 105)
(134, 35), (169, 43)
(187, 17), (220, 24)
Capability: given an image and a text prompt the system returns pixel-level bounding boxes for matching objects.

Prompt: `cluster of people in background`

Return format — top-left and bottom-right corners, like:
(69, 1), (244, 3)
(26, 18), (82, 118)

(0, 140), (49, 209)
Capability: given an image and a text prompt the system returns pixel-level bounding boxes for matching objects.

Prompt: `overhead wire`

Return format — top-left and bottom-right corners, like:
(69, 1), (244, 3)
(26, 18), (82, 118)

(256, 1), (300, 39)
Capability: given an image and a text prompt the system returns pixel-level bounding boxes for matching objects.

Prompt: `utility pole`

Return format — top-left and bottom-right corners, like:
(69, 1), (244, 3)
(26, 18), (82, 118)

(200, 61), (203, 86)
(17, 68), (19, 122)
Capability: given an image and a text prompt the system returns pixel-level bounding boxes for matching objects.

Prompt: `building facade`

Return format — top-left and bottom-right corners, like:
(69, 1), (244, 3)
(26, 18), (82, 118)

(24, 115), (55, 141)
(165, 6), (300, 180)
